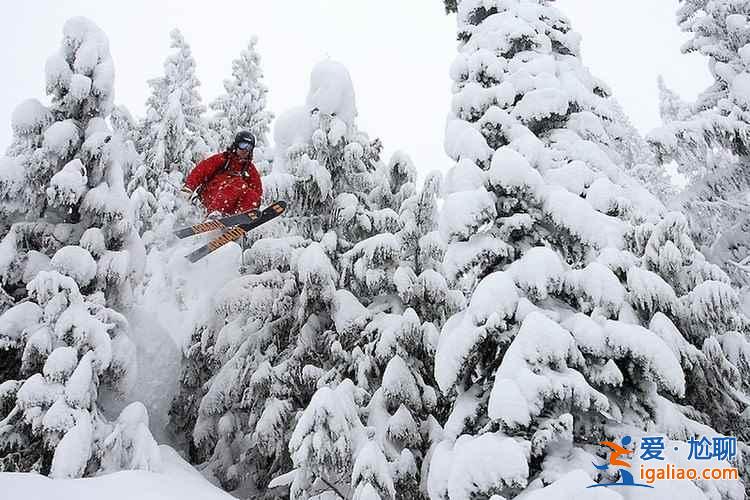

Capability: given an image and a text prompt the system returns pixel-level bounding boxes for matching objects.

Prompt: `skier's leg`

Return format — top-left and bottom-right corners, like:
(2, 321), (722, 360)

(206, 210), (223, 221)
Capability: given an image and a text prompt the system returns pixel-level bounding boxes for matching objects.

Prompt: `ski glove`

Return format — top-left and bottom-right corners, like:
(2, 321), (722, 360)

(179, 186), (195, 202)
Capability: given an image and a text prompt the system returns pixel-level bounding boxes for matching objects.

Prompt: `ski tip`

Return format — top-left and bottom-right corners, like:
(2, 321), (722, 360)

(174, 228), (193, 239)
(186, 246), (209, 263)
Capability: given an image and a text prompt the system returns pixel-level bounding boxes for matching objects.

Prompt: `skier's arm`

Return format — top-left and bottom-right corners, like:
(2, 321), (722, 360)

(184, 154), (225, 192)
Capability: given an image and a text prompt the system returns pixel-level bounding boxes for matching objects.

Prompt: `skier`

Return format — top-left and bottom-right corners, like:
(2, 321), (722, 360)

(180, 130), (263, 216)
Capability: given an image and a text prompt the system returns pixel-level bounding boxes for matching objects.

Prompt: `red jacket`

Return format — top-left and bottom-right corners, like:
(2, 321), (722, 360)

(184, 153), (263, 215)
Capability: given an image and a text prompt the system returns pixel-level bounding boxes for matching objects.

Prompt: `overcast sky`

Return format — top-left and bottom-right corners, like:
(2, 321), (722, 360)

(1, 1), (711, 178)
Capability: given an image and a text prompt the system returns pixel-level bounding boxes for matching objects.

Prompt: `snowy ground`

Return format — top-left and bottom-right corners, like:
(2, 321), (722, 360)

(0, 446), (234, 500)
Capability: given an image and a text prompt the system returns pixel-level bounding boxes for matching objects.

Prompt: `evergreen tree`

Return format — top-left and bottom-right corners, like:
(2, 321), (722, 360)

(111, 105), (156, 237)
(210, 37), (273, 151)
(170, 61), (383, 496)
(429, 1), (749, 497)
(133, 29), (215, 197)
(658, 75), (691, 124)
(132, 29), (212, 245)
(606, 99), (675, 203)
(648, 1), (750, 287)
(0, 17), (156, 477)
(110, 105), (142, 196)
(171, 61), (460, 499)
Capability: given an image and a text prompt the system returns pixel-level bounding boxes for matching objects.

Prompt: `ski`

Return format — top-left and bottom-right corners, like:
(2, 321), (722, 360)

(174, 208), (262, 239)
(185, 201), (286, 263)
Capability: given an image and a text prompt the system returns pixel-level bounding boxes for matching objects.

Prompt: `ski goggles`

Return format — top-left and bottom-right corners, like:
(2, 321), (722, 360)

(237, 141), (254, 150)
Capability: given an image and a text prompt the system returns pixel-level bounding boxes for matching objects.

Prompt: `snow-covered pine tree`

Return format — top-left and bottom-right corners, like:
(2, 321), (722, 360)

(110, 104), (155, 236)
(648, 1), (750, 288)
(658, 75), (691, 125)
(132, 28), (214, 198)
(171, 61), (458, 499)
(209, 36), (273, 170)
(0, 17), (157, 477)
(110, 105), (140, 181)
(169, 60), (383, 495)
(606, 100), (675, 203)
(319, 164), (463, 500)
(132, 29), (214, 245)
(429, 1), (749, 497)
(282, 158), (462, 500)
(0, 16), (144, 309)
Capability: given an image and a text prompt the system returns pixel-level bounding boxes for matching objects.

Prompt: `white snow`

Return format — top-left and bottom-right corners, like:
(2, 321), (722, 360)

(352, 441), (396, 499)
(439, 188), (496, 242)
(507, 247), (565, 300)
(23, 251), (52, 283)
(542, 186), (628, 250)
(273, 106), (314, 154)
(45, 51), (73, 94)
(50, 411), (93, 478)
(516, 470), (620, 499)
(435, 311), (480, 392)
(428, 433), (529, 500)
(69, 73), (93, 101)
(43, 347), (78, 383)
(603, 320), (686, 396)
(649, 312), (702, 365)
(50, 245), (97, 287)
(472, 271), (521, 323)
(436, 272), (519, 391)
(488, 146), (544, 197)
(681, 280), (738, 326)
(543, 161), (597, 196)
(306, 60), (357, 124)
(42, 397), (75, 435)
(565, 261), (626, 314)
(731, 72), (750, 107)
(43, 120), (80, 157)
(444, 118), (493, 164)
(289, 380), (367, 474)
(740, 44), (750, 66)
(332, 289), (371, 336)
(0, 156), (25, 199)
(371, 309), (421, 362)
(488, 377), (531, 427)
(1, 445), (234, 500)
(442, 233), (513, 284)
(596, 247), (639, 275)
(719, 332), (750, 374)
(296, 242), (337, 287)
(64, 352), (94, 408)
(99, 402), (162, 473)
(0, 302), (42, 341)
(726, 14), (748, 33)
(47, 159), (88, 207)
(381, 355), (422, 411)
(443, 159), (486, 195)
(489, 312), (609, 425)
(585, 178), (629, 215)
(443, 386), (481, 440)
(11, 98), (52, 135)
(514, 88), (570, 122)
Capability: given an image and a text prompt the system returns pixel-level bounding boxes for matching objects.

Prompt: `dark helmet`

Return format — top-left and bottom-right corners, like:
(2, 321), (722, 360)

(231, 130), (256, 152)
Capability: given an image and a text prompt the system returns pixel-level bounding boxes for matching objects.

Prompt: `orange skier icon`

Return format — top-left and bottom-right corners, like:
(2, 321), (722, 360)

(599, 439), (633, 467)
(589, 435), (653, 488)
